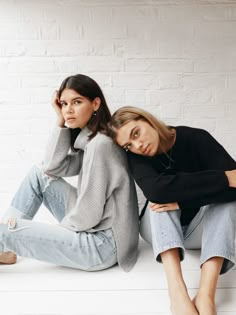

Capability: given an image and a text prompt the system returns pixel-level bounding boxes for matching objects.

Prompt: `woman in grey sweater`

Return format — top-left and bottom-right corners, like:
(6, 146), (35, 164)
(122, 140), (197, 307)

(0, 74), (139, 272)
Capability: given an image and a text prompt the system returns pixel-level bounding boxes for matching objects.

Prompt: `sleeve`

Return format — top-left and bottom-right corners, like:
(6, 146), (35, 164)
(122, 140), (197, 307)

(41, 126), (83, 177)
(60, 139), (122, 231)
(194, 128), (236, 170)
(177, 128), (236, 207)
(128, 153), (229, 204)
(179, 187), (236, 209)
(128, 127), (236, 204)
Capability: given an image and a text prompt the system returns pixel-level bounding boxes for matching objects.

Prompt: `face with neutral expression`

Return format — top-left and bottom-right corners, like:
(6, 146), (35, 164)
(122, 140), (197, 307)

(59, 88), (100, 129)
(116, 119), (160, 156)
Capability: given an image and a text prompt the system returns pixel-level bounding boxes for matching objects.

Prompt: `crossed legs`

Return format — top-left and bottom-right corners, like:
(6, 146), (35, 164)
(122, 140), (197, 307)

(162, 248), (222, 315)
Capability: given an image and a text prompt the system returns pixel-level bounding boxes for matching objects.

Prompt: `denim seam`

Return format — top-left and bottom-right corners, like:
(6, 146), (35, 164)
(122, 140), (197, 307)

(86, 248), (117, 270)
(2, 230), (114, 250)
(183, 214), (205, 240)
(42, 189), (65, 208)
(23, 186), (43, 217)
(2, 233), (73, 248)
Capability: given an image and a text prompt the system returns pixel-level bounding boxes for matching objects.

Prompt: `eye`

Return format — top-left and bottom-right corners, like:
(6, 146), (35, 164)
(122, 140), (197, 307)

(60, 102), (67, 107)
(133, 129), (140, 139)
(74, 100), (81, 105)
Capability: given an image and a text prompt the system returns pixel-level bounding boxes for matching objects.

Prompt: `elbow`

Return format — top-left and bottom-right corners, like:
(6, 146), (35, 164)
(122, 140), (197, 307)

(145, 188), (172, 204)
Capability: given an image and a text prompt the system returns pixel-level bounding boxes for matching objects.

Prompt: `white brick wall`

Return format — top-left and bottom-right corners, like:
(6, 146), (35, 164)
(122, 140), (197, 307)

(0, 0), (236, 215)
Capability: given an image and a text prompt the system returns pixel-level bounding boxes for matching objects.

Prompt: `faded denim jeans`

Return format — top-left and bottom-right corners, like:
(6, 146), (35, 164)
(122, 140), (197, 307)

(0, 165), (117, 271)
(140, 201), (236, 274)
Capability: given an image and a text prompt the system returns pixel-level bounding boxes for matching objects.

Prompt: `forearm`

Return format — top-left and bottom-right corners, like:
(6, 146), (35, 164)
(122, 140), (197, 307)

(42, 126), (82, 177)
(135, 170), (229, 204)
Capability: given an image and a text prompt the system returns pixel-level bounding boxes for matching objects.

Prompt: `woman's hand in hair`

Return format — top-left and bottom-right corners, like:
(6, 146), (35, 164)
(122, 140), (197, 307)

(225, 170), (236, 188)
(149, 202), (179, 212)
(52, 90), (65, 128)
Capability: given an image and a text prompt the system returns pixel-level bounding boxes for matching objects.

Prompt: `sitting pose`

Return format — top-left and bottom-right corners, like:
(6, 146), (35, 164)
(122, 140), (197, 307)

(108, 106), (236, 315)
(0, 75), (139, 272)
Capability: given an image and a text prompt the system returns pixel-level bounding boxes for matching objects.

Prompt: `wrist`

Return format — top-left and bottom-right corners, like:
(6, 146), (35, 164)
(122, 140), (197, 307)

(57, 118), (65, 128)
(225, 171), (230, 186)
(225, 170), (235, 187)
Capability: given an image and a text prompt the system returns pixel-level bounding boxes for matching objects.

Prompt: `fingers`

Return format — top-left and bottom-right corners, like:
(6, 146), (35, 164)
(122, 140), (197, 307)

(51, 90), (65, 127)
(151, 206), (168, 212)
(149, 202), (178, 212)
(52, 90), (60, 106)
(149, 202), (168, 212)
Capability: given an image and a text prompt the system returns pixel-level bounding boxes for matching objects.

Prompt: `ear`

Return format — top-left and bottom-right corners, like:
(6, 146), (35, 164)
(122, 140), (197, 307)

(93, 97), (101, 111)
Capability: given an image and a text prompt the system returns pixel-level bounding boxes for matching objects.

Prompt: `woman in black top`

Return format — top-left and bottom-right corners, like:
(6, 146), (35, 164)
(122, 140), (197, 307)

(108, 106), (236, 315)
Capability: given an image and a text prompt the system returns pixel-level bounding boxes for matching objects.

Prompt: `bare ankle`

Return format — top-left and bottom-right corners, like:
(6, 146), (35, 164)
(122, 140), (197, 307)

(197, 287), (215, 300)
(193, 291), (216, 315)
(170, 289), (198, 315)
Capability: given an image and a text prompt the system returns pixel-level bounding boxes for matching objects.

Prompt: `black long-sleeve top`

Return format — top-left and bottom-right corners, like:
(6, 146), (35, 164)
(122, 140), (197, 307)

(127, 126), (236, 225)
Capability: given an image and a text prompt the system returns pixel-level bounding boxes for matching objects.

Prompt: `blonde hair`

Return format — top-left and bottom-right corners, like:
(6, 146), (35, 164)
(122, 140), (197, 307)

(108, 106), (176, 154)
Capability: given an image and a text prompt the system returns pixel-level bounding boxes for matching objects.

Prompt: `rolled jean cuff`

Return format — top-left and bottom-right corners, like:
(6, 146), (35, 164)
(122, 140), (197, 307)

(1, 206), (33, 221)
(154, 242), (185, 263)
(200, 253), (235, 275)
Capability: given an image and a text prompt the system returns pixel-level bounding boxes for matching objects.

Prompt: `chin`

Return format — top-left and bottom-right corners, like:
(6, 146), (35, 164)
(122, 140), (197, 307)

(67, 123), (81, 129)
(148, 149), (157, 157)
(71, 124), (80, 128)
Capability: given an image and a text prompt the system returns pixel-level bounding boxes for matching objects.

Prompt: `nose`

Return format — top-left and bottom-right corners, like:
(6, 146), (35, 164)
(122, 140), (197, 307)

(134, 140), (143, 151)
(66, 103), (74, 113)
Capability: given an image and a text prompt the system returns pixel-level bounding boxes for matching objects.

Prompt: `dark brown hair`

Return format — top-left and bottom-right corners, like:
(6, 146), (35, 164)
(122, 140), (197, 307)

(58, 74), (111, 149)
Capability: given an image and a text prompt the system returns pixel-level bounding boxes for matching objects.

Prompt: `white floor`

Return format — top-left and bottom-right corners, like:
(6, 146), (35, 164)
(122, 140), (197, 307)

(1, 237), (236, 315)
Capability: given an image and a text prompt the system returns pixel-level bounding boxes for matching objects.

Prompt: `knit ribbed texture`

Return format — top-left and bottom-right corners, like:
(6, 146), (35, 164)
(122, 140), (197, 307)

(42, 126), (139, 272)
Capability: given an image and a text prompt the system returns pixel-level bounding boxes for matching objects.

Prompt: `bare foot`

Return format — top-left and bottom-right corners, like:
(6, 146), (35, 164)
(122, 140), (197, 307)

(0, 251), (17, 264)
(169, 284), (199, 315)
(193, 291), (216, 315)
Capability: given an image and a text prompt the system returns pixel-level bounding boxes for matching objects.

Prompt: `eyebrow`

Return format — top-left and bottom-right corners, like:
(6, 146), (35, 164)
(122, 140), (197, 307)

(60, 96), (83, 102)
(120, 126), (136, 148)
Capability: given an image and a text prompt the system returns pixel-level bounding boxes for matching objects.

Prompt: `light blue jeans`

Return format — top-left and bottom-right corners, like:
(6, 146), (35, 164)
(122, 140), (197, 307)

(140, 201), (236, 274)
(0, 166), (117, 271)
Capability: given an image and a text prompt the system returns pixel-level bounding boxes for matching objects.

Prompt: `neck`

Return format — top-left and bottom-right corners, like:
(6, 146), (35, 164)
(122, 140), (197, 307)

(160, 130), (176, 154)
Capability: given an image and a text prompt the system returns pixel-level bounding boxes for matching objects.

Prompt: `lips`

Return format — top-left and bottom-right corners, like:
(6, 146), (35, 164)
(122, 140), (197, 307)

(66, 117), (76, 122)
(142, 144), (150, 155)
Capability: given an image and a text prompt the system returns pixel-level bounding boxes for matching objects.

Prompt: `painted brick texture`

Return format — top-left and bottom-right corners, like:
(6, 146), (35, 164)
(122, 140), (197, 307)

(0, 0), (236, 216)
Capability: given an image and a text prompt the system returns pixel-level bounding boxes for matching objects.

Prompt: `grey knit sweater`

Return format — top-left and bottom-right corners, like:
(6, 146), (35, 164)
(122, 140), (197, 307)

(41, 126), (139, 272)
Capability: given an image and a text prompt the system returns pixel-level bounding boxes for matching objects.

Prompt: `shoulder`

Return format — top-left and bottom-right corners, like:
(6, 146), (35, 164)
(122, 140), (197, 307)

(175, 125), (208, 135)
(86, 133), (127, 162)
(88, 133), (119, 151)
(127, 151), (151, 165)
(90, 132), (114, 146)
(175, 125), (211, 140)
(174, 126), (219, 152)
